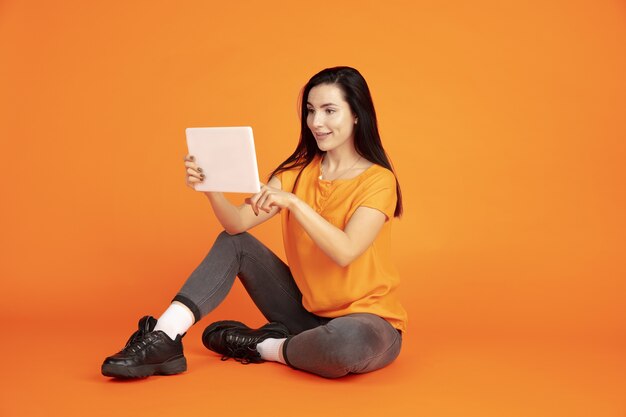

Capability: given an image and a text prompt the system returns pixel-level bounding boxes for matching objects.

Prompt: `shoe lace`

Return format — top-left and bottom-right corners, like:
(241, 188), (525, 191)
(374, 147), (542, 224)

(123, 327), (147, 349)
(121, 317), (155, 349)
(122, 333), (155, 354)
(220, 333), (261, 365)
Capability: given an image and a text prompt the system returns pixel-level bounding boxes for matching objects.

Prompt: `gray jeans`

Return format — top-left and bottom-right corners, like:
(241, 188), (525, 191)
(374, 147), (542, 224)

(173, 231), (402, 378)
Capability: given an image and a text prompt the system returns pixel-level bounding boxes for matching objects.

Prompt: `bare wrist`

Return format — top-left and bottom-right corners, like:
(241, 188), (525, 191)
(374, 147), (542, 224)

(287, 193), (300, 211)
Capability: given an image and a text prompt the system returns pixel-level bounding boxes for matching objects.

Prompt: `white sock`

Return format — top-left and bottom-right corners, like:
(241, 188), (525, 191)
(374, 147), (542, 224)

(154, 302), (195, 341)
(256, 338), (287, 364)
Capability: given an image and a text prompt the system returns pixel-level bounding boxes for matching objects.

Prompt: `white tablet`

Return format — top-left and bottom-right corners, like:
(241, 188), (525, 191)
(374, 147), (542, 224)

(185, 126), (261, 193)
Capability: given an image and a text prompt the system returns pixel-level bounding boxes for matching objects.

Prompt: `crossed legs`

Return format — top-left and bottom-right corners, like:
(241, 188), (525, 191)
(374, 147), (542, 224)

(174, 231), (402, 378)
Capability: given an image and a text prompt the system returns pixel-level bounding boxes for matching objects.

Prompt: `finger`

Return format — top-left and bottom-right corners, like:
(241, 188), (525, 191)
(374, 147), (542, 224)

(187, 167), (204, 180)
(254, 188), (272, 215)
(184, 161), (201, 171)
(185, 154), (195, 162)
(256, 191), (271, 213)
(259, 197), (273, 213)
(186, 175), (203, 183)
(186, 166), (202, 177)
(262, 194), (278, 213)
(186, 176), (203, 190)
(248, 192), (262, 216)
(261, 192), (277, 213)
(186, 175), (202, 189)
(187, 174), (205, 182)
(255, 196), (265, 214)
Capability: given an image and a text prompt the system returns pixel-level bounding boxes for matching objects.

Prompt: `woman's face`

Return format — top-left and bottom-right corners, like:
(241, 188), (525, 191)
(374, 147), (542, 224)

(306, 83), (357, 153)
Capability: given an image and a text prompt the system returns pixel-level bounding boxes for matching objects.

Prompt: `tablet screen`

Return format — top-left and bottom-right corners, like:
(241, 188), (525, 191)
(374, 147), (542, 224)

(185, 126), (261, 193)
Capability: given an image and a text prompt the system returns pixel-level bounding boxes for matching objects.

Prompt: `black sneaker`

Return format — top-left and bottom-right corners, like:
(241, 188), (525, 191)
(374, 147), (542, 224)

(202, 320), (290, 364)
(101, 316), (187, 378)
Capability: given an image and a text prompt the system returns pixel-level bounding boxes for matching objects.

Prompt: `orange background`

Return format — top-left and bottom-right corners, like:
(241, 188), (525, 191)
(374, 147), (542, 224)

(1, 1), (625, 416)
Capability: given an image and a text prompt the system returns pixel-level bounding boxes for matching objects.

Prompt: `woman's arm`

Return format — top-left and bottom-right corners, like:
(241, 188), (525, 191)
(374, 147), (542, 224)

(249, 183), (386, 267)
(288, 200), (386, 267)
(204, 176), (282, 235)
(185, 154), (280, 234)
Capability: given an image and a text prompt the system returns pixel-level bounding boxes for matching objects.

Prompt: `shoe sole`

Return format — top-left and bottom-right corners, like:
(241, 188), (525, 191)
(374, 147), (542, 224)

(101, 355), (187, 379)
(201, 320), (290, 352)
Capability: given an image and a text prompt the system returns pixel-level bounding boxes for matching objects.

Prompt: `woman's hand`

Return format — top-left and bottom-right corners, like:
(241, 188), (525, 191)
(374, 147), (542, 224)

(184, 154), (205, 189)
(246, 183), (295, 216)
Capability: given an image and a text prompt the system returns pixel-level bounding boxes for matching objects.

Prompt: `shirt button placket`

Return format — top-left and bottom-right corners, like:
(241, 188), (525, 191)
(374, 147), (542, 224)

(317, 181), (331, 213)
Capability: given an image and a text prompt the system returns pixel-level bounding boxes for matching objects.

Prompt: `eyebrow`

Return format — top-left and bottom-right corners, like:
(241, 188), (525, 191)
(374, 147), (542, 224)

(306, 102), (338, 108)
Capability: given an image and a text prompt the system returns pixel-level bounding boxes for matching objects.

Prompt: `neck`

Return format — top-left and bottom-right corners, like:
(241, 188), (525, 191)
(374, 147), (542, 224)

(323, 145), (360, 171)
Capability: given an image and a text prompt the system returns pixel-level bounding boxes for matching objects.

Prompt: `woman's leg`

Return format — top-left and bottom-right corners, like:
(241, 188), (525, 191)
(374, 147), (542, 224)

(103, 231), (324, 378)
(173, 231), (326, 334)
(282, 313), (403, 378)
(189, 234), (401, 376)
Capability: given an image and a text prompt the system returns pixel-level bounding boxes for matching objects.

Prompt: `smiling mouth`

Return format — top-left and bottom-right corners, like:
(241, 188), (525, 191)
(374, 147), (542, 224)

(314, 132), (331, 139)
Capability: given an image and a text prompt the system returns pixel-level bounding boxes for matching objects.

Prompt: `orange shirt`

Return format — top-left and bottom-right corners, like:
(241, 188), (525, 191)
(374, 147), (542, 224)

(278, 154), (408, 332)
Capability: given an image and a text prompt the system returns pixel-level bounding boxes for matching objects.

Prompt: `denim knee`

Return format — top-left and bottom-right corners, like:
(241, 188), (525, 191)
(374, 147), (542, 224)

(316, 319), (385, 378)
(217, 229), (246, 242)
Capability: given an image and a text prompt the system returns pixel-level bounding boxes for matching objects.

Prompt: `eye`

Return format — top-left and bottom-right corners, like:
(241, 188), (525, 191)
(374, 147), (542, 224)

(325, 109), (335, 114)
(307, 108), (315, 114)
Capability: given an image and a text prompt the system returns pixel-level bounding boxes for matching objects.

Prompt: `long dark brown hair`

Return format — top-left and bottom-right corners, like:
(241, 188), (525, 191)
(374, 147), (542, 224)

(268, 66), (403, 217)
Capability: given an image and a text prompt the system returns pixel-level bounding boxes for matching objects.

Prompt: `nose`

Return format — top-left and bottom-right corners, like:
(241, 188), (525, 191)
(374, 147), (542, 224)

(312, 111), (324, 127)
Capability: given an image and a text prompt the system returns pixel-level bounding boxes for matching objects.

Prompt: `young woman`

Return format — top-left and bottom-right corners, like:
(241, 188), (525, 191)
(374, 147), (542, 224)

(101, 66), (407, 379)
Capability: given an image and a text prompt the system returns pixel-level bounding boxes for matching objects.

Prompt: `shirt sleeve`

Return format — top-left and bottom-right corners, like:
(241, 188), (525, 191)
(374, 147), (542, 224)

(354, 169), (398, 220)
(274, 167), (297, 192)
